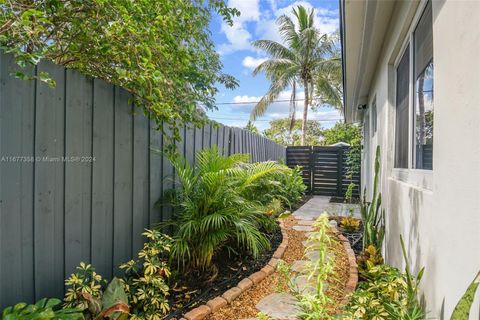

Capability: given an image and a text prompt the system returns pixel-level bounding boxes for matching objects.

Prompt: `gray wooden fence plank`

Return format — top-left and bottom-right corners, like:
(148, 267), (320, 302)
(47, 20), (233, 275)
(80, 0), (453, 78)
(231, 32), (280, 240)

(194, 126), (203, 162)
(64, 69), (93, 277)
(203, 124), (211, 149)
(113, 87), (133, 274)
(132, 109), (150, 253)
(149, 124), (163, 226)
(185, 125), (195, 166)
(161, 125), (174, 228)
(91, 79), (115, 280)
(0, 54), (36, 305)
(211, 125), (218, 150)
(224, 126), (231, 156)
(217, 125), (224, 154)
(34, 61), (66, 299)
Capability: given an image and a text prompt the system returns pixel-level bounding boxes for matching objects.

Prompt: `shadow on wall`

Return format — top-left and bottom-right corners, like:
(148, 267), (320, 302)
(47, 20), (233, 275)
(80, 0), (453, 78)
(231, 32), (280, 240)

(385, 181), (424, 273)
(408, 187), (424, 275)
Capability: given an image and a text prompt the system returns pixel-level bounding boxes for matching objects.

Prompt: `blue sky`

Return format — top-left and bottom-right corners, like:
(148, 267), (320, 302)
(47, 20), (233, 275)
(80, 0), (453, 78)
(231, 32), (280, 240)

(206, 0), (343, 132)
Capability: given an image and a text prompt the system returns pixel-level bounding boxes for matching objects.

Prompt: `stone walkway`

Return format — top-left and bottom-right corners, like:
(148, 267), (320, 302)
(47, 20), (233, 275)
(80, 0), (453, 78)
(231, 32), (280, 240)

(253, 196), (358, 320)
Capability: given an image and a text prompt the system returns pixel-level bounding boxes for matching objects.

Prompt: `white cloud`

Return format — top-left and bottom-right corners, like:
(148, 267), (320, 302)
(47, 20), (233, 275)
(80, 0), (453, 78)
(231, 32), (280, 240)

(233, 95), (260, 103)
(217, 0), (260, 54)
(229, 90), (342, 125)
(242, 56), (268, 70)
(218, 0), (339, 55)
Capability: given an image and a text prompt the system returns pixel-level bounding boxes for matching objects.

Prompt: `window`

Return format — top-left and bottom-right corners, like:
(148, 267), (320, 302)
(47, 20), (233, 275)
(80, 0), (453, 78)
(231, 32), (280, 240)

(413, 3), (433, 169)
(394, 1), (433, 170)
(395, 46), (410, 169)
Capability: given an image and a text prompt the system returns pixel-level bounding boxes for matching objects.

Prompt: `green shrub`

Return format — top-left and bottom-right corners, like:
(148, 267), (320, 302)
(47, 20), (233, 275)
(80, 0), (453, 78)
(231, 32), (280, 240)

(265, 198), (284, 217)
(64, 264), (129, 320)
(1, 298), (83, 320)
(360, 146), (385, 250)
(64, 263), (105, 311)
(241, 164), (306, 209)
(344, 236), (425, 320)
(120, 229), (171, 320)
(163, 147), (284, 270)
(343, 264), (423, 320)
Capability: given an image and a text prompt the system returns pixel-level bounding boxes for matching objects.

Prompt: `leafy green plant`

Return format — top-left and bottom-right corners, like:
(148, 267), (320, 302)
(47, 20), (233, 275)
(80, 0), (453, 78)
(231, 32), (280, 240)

(0, 0), (239, 145)
(1, 298), (83, 320)
(120, 229), (172, 320)
(265, 198), (284, 217)
(273, 214), (334, 319)
(344, 265), (413, 320)
(243, 164), (306, 209)
(344, 236), (425, 320)
(360, 146), (385, 250)
(357, 245), (384, 274)
(279, 166), (307, 208)
(64, 263), (105, 311)
(296, 213), (335, 320)
(162, 147), (284, 270)
(340, 215), (361, 233)
(450, 271), (480, 320)
(64, 264), (129, 320)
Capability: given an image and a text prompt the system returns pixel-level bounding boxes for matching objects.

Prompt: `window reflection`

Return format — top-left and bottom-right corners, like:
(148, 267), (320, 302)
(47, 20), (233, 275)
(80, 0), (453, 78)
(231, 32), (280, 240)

(415, 61), (433, 169)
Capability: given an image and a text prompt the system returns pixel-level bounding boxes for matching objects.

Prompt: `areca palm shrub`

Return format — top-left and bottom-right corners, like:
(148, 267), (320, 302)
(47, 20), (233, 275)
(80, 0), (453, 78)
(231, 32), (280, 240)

(250, 5), (342, 145)
(162, 147), (287, 271)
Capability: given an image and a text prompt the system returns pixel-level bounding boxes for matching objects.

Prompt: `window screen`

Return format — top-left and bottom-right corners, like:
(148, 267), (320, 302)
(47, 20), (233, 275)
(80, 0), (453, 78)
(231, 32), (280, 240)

(414, 2), (433, 169)
(395, 46), (410, 169)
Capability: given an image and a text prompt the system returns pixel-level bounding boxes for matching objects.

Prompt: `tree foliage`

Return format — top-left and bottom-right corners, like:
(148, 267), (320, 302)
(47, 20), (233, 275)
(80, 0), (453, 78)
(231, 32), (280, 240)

(244, 120), (260, 134)
(263, 118), (323, 146)
(250, 5), (341, 145)
(0, 0), (239, 143)
(322, 122), (361, 146)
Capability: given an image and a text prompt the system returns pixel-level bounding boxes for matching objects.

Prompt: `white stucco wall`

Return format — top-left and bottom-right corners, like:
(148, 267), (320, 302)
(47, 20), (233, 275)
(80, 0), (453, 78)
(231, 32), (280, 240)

(360, 0), (480, 318)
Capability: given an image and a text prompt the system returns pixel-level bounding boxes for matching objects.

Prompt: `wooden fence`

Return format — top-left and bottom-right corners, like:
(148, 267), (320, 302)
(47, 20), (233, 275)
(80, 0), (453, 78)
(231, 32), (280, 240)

(286, 146), (360, 197)
(0, 53), (285, 308)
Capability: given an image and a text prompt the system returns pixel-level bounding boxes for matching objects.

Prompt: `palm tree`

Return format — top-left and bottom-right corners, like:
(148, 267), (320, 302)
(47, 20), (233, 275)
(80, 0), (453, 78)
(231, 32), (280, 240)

(250, 6), (342, 145)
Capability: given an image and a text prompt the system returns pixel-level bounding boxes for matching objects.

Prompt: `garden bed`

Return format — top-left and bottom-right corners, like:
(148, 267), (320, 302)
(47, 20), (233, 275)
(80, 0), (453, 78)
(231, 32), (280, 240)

(165, 226), (283, 319)
(202, 215), (357, 320)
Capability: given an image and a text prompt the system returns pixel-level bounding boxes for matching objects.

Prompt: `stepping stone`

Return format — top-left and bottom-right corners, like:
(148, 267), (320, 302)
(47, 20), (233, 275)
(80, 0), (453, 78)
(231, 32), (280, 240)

(297, 220), (314, 226)
(292, 225), (314, 232)
(305, 250), (320, 261)
(291, 275), (316, 295)
(256, 293), (299, 320)
(302, 240), (319, 248)
(291, 260), (309, 273)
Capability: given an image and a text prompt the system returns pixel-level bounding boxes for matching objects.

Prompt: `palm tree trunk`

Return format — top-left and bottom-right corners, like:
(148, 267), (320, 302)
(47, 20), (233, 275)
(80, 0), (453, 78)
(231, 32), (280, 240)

(301, 79), (309, 145)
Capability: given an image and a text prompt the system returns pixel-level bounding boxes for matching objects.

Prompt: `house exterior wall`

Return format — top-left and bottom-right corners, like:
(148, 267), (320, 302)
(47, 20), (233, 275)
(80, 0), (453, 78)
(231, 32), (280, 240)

(360, 1), (480, 318)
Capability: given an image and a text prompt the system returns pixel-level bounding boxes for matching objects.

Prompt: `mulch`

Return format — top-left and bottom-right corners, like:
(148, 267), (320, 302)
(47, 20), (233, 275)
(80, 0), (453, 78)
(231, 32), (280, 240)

(165, 227), (282, 320)
(206, 215), (351, 320)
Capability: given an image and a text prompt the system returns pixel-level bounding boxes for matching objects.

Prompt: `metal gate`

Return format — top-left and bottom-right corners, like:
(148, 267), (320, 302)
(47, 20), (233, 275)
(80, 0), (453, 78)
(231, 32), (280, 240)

(286, 146), (360, 197)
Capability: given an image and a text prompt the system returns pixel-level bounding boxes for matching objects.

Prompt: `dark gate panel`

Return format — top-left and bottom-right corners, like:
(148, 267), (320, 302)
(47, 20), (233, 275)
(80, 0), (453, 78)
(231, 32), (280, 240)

(286, 146), (360, 197)
(286, 146), (312, 193)
(312, 147), (341, 196)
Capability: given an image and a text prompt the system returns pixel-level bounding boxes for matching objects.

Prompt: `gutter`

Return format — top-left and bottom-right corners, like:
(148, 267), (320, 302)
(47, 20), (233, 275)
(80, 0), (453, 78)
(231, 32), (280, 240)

(339, 0), (347, 123)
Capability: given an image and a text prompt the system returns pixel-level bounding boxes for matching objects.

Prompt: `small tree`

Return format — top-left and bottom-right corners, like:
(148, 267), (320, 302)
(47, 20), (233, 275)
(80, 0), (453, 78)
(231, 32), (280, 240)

(263, 118), (323, 146)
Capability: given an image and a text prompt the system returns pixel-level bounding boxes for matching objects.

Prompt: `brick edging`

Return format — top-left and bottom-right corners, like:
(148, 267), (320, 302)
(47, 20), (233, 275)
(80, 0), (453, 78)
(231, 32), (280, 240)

(181, 220), (289, 320)
(332, 228), (358, 304)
